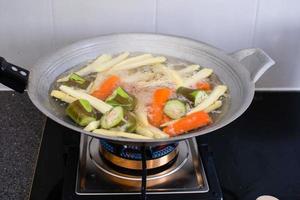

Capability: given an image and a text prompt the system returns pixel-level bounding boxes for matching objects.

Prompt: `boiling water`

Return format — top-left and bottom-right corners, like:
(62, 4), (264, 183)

(49, 52), (230, 133)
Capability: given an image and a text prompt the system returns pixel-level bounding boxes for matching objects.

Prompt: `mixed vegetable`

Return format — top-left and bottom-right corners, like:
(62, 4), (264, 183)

(50, 52), (228, 140)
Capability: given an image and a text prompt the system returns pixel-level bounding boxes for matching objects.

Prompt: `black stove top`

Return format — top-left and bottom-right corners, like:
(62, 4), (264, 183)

(29, 92), (300, 200)
(29, 119), (222, 200)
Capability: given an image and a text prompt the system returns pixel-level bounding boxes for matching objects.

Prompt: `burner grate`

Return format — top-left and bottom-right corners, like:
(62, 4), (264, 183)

(99, 140), (178, 160)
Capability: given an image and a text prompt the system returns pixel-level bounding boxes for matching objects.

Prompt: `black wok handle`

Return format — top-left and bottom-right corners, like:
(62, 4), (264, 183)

(0, 57), (29, 93)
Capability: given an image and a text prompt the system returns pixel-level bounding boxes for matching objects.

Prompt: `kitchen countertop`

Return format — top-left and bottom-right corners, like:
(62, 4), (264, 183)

(0, 91), (46, 200)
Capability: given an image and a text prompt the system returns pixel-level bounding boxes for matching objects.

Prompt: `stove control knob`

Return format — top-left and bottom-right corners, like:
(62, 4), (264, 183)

(256, 195), (279, 200)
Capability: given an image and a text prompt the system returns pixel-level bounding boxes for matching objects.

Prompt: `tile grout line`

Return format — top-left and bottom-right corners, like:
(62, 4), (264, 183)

(251, 0), (260, 47)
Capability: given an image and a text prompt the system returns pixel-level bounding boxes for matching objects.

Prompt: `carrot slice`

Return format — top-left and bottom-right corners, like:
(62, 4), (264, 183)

(91, 75), (120, 100)
(148, 88), (172, 127)
(196, 81), (211, 91)
(163, 111), (211, 136)
(161, 114), (172, 124)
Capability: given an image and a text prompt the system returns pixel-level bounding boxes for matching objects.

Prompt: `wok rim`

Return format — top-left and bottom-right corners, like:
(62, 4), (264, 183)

(28, 32), (255, 145)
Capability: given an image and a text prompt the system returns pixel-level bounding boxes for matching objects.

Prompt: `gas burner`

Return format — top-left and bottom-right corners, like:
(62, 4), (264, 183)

(99, 140), (179, 170)
(76, 135), (210, 194)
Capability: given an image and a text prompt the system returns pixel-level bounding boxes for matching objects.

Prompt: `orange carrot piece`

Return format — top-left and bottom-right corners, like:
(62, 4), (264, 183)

(91, 75), (120, 100)
(163, 111), (211, 136)
(161, 114), (172, 124)
(196, 81), (211, 91)
(148, 88), (172, 127)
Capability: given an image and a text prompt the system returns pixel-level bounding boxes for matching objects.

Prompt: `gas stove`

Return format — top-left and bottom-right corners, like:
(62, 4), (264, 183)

(29, 92), (300, 200)
(29, 119), (222, 200)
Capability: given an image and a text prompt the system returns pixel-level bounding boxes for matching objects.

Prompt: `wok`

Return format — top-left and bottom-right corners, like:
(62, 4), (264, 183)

(0, 33), (275, 146)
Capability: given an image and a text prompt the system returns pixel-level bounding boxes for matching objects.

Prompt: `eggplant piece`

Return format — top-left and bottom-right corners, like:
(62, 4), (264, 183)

(176, 87), (208, 105)
(66, 99), (97, 126)
(188, 85), (227, 114)
(194, 90), (208, 106)
(105, 87), (136, 111)
(118, 112), (137, 132)
(64, 73), (91, 89)
(100, 106), (124, 129)
(176, 87), (198, 101)
(108, 111), (137, 132)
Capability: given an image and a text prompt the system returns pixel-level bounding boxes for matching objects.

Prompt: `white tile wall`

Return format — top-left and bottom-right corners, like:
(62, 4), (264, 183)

(1, 0), (300, 90)
(156, 0), (258, 52)
(52, 0), (156, 49)
(0, 0), (54, 67)
(253, 0), (300, 89)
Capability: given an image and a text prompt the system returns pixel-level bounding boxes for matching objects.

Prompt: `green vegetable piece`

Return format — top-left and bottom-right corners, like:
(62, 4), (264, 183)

(66, 100), (96, 126)
(120, 112), (137, 132)
(64, 73), (91, 89)
(116, 87), (130, 98)
(163, 99), (186, 119)
(176, 87), (208, 105)
(194, 90), (208, 106)
(70, 73), (86, 84)
(101, 106), (124, 129)
(111, 112), (137, 132)
(176, 87), (198, 101)
(105, 87), (136, 111)
(79, 99), (93, 112)
(185, 103), (192, 112)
